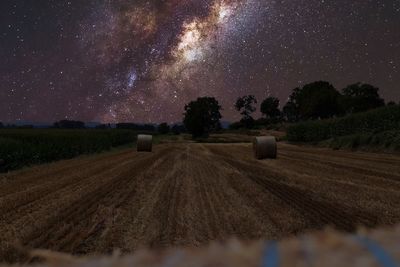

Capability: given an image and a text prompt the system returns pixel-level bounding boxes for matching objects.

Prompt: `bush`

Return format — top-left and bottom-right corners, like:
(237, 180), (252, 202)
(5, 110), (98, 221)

(323, 131), (400, 151)
(287, 105), (400, 142)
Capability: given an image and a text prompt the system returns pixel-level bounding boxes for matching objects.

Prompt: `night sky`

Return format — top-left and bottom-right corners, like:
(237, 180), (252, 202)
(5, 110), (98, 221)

(1, 0), (399, 123)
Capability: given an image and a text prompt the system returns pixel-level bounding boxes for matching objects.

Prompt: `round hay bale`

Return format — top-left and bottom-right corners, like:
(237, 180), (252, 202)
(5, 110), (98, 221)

(253, 136), (277, 160)
(137, 134), (153, 152)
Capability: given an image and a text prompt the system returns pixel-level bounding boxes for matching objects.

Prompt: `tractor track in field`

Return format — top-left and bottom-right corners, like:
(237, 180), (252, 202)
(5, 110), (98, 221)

(206, 146), (377, 231)
(26, 147), (176, 252)
(0, 153), (140, 220)
(0, 150), (136, 198)
(279, 151), (400, 182)
(1, 142), (400, 262)
(148, 151), (186, 247)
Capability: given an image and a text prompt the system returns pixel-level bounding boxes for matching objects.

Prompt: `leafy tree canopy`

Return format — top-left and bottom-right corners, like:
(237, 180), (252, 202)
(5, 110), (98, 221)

(342, 82), (385, 113)
(183, 97), (222, 138)
(298, 81), (342, 119)
(260, 96), (281, 119)
(235, 95), (257, 128)
(282, 87), (301, 122)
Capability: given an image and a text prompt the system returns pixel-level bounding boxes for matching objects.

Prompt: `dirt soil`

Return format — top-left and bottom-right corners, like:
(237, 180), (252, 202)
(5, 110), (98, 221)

(1, 142), (400, 262)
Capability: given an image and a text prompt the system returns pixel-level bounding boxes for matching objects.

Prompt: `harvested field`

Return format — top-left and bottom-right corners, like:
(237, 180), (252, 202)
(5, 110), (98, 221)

(1, 142), (400, 262)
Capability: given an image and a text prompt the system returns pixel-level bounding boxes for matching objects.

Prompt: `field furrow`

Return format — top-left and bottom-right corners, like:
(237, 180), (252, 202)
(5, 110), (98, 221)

(1, 142), (400, 263)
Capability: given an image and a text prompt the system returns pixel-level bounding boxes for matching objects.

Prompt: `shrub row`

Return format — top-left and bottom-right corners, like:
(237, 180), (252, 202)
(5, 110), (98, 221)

(323, 131), (400, 151)
(287, 105), (400, 142)
(0, 129), (136, 172)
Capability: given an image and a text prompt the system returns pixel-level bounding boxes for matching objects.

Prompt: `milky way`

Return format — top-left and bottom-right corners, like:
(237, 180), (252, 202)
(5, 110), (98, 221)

(1, 0), (399, 123)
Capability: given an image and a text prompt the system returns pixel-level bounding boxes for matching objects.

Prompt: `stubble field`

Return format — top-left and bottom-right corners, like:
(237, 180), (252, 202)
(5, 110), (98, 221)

(1, 141), (400, 262)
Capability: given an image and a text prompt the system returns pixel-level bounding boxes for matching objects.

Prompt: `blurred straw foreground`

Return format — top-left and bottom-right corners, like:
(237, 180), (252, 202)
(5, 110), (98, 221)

(5, 224), (400, 267)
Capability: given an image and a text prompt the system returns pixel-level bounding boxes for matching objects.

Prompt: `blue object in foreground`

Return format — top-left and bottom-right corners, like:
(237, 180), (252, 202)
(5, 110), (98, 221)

(262, 241), (280, 267)
(354, 236), (399, 267)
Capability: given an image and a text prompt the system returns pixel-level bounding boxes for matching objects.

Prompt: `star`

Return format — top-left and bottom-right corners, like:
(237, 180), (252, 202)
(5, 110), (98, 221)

(0, 0), (399, 123)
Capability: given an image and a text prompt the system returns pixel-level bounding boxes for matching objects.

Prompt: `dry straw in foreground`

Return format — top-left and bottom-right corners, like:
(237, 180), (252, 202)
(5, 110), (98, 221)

(10, 224), (400, 267)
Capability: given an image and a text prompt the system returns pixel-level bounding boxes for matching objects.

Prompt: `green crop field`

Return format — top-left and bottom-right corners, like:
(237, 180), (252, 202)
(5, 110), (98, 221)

(286, 105), (400, 151)
(0, 129), (138, 172)
(287, 105), (400, 142)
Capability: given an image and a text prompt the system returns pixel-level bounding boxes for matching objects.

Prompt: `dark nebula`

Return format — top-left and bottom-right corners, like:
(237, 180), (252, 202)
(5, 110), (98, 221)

(1, 0), (399, 123)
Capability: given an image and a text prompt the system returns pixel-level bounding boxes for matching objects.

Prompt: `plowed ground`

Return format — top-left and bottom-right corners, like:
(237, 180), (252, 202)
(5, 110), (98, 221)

(1, 142), (400, 262)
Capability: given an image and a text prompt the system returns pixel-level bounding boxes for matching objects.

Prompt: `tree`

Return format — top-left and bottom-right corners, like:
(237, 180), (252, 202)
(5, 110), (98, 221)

(283, 82), (342, 121)
(0, 122), (3, 128)
(183, 97), (222, 138)
(260, 97), (281, 123)
(299, 81), (342, 119)
(235, 95), (257, 128)
(158, 123), (170, 134)
(284, 81), (342, 121)
(283, 88), (301, 122)
(342, 83), (385, 114)
(387, 101), (397, 106)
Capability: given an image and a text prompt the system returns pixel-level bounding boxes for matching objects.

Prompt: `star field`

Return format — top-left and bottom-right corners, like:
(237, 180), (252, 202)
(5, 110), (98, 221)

(0, 0), (399, 123)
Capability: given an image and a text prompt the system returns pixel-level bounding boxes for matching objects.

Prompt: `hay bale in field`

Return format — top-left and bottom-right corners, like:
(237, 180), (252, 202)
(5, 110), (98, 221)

(137, 135), (153, 152)
(253, 136), (277, 159)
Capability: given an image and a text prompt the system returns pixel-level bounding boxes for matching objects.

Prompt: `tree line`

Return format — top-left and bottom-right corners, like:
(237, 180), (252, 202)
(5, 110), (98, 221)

(1, 81), (396, 138)
(233, 81), (388, 128)
(183, 81), (397, 137)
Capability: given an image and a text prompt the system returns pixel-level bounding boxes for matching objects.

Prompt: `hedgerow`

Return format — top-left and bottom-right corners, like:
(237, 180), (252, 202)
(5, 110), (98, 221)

(287, 105), (400, 142)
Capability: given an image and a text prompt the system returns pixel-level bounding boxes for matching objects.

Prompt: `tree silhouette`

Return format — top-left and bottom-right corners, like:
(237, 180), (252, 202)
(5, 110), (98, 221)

(283, 87), (301, 122)
(342, 83), (385, 113)
(283, 81), (342, 121)
(183, 97), (222, 138)
(235, 95), (257, 128)
(260, 97), (281, 123)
